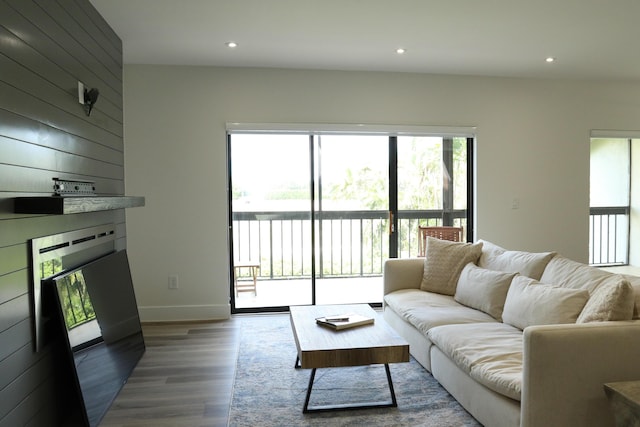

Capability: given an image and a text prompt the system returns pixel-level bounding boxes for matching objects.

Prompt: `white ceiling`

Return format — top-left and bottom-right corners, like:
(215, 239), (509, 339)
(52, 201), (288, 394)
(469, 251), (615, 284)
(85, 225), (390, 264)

(90, 0), (640, 81)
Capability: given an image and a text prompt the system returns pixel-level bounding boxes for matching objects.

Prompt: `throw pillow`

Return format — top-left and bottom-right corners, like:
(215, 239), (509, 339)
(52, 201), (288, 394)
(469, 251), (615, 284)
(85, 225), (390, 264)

(502, 276), (589, 330)
(478, 240), (555, 280)
(577, 279), (635, 323)
(454, 263), (518, 321)
(420, 238), (483, 296)
(622, 274), (640, 319)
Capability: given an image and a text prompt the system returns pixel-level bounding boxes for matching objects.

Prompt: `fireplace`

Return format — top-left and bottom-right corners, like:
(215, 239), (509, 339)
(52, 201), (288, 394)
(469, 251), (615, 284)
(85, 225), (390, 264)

(31, 224), (145, 427)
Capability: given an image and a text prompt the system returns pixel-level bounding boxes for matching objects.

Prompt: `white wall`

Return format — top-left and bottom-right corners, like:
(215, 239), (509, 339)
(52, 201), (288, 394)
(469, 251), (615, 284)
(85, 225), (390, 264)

(123, 65), (640, 321)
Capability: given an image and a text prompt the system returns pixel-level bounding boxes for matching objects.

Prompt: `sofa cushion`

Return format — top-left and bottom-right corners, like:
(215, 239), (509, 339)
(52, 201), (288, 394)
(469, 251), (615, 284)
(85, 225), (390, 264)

(454, 263), (518, 321)
(478, 240), (555, 280)
(502, 276), (589, 330)
(384, 289), (459, 319)
(420, 238), (483, 296)
(577, 279), (635, 323)
(427, 322), (523, 401)
(539, 255), (618, 293)
(384, 289), (496, 336)
(541, 255), (640, 319)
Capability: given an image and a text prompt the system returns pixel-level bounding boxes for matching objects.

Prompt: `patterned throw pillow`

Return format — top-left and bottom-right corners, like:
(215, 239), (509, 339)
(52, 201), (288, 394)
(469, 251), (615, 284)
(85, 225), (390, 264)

(577, 279), (635, 323)
(420, 238), (483, 296)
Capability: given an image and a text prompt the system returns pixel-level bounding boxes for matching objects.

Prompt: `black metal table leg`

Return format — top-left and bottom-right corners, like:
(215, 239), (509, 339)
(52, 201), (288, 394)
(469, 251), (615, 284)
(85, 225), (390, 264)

(303, 368), (318, 413)
(302, 363), (398, 413)
(385, 363), (398, 407)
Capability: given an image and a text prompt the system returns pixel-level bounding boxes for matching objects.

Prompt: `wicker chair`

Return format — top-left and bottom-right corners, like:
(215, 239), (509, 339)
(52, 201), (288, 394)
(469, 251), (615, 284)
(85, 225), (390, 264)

(417, 226), (464, 257)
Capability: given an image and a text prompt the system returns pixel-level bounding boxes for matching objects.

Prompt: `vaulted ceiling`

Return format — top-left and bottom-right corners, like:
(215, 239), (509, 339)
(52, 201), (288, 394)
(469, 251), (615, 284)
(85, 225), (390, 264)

(90, 0), (640, 81)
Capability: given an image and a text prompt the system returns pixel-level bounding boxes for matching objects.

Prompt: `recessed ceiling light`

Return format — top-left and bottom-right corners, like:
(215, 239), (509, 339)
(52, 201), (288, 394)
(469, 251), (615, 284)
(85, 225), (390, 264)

(396, 48), (406, 54)
(226, 41), (238, 48)
(545, 57), (555, 63)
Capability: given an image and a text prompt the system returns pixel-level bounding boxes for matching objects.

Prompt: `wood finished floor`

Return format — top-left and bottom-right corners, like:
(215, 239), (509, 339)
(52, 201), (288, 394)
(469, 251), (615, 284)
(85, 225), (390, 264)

(100, 315), (259, 427)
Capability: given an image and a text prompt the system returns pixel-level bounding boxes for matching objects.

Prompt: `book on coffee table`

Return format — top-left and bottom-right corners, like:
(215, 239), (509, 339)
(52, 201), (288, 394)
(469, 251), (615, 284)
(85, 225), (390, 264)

(315, 313), (375, 330)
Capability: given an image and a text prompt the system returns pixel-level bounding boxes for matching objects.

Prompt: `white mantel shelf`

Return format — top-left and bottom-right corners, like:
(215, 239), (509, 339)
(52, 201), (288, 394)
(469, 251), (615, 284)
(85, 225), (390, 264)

(14, 196), (145, 215)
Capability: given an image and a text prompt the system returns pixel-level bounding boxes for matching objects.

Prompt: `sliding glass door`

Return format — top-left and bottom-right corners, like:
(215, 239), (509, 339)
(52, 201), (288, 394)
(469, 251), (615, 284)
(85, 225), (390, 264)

(229, 134), (314, 309)
(228, 129), (472, 313)
(313, 135), (389, 305)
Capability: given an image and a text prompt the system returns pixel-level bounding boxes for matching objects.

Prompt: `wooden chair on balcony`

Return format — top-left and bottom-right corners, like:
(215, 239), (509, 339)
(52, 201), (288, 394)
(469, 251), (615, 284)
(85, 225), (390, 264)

(234, 260), (260, 296)
(417, 226), (464, 257)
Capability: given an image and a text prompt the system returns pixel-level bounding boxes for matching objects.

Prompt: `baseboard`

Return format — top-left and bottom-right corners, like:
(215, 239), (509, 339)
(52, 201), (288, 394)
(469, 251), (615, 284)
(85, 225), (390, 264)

(138, 304), (231, 322)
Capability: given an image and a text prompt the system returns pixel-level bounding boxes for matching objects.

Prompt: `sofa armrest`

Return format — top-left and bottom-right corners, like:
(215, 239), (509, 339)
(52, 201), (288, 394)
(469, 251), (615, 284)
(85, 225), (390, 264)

(521, 321), (640, 427)
(383, 258), (424, 296)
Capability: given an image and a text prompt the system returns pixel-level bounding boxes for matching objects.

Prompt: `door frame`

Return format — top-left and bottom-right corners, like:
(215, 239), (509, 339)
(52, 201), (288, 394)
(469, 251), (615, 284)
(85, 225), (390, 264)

(227, 126), (475, 314)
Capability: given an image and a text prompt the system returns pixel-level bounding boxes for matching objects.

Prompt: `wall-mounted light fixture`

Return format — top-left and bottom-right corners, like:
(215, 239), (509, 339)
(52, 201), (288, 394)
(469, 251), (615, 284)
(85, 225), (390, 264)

(77, 81), (100, 116)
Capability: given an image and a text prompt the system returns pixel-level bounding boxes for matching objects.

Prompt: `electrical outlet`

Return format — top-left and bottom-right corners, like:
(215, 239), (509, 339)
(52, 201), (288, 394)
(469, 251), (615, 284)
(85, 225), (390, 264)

(168, 275), (179, 289)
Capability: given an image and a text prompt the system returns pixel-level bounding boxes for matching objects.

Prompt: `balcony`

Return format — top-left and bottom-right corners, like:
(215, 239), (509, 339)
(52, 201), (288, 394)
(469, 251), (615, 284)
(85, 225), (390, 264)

(232, 209), (465, 309)
(232, 207), (628, 309)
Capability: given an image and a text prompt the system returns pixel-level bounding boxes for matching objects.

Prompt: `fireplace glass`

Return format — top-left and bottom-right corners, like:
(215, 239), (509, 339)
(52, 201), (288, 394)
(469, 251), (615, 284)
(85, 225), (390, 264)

(45, 249), (145, 427)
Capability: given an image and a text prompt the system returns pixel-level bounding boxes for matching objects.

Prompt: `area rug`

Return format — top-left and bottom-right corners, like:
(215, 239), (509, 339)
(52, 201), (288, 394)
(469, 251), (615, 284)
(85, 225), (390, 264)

(228, 314), (481, 426)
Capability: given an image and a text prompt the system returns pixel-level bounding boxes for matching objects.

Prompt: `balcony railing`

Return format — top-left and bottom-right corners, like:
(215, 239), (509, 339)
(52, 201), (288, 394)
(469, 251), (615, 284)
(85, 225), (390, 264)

(234, 206), (629, 280)
(589, 206), (629, 266)
(232, 210), (466, 280)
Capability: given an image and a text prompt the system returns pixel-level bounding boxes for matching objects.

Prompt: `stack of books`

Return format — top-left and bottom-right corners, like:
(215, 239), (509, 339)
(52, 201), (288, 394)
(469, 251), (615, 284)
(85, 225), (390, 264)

(315, 313), (374, 330)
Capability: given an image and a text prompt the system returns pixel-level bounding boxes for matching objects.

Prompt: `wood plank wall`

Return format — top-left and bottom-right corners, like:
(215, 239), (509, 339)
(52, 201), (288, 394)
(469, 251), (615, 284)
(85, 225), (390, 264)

(0, 1), (126, 425)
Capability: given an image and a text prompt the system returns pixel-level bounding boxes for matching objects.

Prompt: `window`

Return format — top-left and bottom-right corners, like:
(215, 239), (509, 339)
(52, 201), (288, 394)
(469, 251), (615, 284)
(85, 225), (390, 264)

(589, 138), (631, 265)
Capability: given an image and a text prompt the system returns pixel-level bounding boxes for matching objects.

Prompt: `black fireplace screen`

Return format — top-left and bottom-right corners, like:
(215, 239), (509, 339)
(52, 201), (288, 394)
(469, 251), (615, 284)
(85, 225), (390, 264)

(32, 225), (145, 427)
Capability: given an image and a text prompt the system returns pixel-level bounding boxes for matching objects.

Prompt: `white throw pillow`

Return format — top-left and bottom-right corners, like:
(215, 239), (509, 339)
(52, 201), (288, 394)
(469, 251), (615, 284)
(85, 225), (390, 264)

(420, 238), (483, 296)
(577, 279), (635, 323)
(455, 263), (518, 321)
(502, 276), (589, 330)
(478, 240), (555, 280)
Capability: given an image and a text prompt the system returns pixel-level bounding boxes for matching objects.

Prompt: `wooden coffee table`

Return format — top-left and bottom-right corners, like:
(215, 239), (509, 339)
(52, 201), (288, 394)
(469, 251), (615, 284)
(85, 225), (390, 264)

(289, 304), (409, 413)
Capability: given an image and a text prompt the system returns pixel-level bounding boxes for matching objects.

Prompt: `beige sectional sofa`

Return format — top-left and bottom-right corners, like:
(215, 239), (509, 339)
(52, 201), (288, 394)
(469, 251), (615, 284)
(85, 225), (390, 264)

(383, 238), (640, 427)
